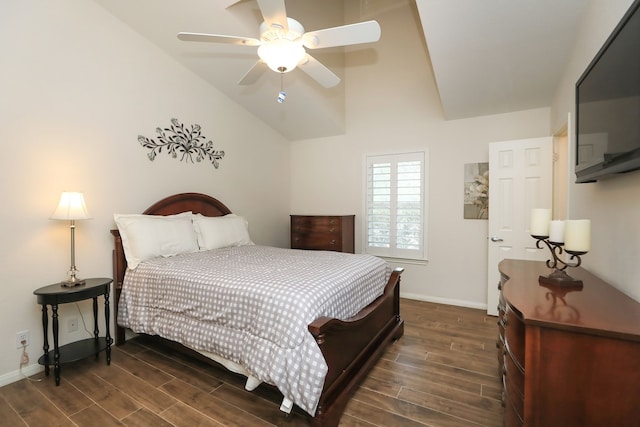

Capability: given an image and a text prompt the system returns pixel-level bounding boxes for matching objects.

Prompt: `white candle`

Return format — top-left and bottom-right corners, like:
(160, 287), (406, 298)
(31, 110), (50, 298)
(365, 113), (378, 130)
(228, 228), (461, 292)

(530, 208), (552, 237)
(549, 220), (565, 243)
(564, 220), (591, 252)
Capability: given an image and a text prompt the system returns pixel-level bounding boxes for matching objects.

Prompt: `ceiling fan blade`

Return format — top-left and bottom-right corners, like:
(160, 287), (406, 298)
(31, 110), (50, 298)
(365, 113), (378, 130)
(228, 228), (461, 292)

(220, 0), (243, 8)
(238, 61), (267, 85)
(302, 20), (381, 49)
(297, 54), (340, 88)
(177, 32), (261, 46)
(256, 0), (288, 31)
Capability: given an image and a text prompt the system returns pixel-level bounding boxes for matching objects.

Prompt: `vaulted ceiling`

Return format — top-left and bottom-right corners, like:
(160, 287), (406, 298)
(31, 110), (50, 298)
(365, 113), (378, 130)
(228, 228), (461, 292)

(93, 0), (588, 140)
(416, 0), (588, 120)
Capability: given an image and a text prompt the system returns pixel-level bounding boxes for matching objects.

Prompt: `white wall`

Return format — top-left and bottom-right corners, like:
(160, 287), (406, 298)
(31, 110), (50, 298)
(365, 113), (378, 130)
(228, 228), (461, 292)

(290, 2), (551, 308)
(0, 0), (290, 384)
(551, 0), (640, 301)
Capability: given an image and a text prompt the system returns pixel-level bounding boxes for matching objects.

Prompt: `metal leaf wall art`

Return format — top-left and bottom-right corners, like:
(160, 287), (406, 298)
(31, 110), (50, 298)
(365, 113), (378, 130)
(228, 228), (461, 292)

(138, 118), (225, 168)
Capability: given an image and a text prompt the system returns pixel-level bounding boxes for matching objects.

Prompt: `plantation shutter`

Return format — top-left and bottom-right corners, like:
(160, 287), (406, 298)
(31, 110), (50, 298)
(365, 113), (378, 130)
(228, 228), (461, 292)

(366, 151), (426, 260)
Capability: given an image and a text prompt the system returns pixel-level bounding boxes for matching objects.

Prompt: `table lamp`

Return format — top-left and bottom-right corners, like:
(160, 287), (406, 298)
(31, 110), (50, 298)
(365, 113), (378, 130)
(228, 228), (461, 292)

(50, 192), (92, 286)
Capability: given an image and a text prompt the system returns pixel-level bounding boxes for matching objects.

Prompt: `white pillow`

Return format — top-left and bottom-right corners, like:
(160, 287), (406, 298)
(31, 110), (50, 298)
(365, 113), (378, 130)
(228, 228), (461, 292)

(192, 213), (254, 250)
(114, 211), (198, 269)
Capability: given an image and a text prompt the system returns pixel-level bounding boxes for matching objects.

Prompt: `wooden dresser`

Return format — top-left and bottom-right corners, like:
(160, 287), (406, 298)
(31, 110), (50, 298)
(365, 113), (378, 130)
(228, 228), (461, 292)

(497, 259), (640, 426)
(290, 215), (355, 253)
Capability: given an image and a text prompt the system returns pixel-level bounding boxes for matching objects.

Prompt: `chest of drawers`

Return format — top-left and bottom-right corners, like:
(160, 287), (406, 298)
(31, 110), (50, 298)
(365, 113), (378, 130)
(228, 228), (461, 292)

(290, 215), (354, 253)
(498, 259), (640, 426)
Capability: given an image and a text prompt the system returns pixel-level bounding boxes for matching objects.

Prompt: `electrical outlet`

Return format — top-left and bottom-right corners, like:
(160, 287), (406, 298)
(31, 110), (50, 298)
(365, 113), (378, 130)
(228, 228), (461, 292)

(16, 330), (29, 348)
(68, 317), (78, 333)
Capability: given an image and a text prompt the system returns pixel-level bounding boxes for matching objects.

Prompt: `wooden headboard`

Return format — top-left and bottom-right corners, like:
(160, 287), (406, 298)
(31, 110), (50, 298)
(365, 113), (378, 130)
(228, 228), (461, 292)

(110, 192), (232, 344)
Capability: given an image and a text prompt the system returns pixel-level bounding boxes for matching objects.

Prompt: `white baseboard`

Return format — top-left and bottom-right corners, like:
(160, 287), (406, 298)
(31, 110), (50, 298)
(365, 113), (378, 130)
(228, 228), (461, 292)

(401, 292), (488, 311)
(0, 363), (44, 388)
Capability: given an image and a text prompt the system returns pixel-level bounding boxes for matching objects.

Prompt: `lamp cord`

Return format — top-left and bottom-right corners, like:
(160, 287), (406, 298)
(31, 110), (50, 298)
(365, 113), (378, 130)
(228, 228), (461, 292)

(18, 342), (42, 382)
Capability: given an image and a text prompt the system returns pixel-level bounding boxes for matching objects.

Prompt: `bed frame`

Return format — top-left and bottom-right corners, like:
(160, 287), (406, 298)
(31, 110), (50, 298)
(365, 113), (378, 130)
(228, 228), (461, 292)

(111, 192), (404, 426)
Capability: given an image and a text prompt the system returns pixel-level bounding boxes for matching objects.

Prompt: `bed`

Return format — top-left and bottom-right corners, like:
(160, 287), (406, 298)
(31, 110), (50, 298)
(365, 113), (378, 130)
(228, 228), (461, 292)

(111, 192), (404, 426)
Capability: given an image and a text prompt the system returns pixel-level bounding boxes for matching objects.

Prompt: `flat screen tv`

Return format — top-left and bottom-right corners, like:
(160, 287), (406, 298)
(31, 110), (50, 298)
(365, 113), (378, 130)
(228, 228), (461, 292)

(575, 0), (640, 183)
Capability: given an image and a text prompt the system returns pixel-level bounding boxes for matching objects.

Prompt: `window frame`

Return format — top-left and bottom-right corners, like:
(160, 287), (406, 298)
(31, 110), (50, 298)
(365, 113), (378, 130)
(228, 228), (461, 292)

(363, 150), (429, 261)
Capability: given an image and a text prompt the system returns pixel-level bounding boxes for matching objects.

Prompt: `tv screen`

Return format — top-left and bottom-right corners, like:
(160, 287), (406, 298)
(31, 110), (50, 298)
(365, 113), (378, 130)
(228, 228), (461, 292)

(575, 0), (640, 183)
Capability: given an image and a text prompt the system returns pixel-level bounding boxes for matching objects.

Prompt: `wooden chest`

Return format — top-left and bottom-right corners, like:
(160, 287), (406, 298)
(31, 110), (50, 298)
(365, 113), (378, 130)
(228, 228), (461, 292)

(290, 215), (355, 253)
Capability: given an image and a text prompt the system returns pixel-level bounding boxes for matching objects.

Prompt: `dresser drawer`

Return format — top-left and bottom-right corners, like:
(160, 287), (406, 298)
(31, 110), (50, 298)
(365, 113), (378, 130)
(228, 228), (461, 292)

(504, 306), (525, 369)
(291, 232), (343, 251)
(504, 397), (524, 427)
(497, 290), (507, 374)
(497, 297), (506, 342)
(291, 216), (344, 234)
(504, 352), (524, 420)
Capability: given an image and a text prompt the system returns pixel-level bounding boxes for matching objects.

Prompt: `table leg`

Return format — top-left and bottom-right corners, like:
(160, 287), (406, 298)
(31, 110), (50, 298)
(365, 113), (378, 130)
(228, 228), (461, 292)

(104, 288), (111, 365)
(41, 304), (49, 376)
(52, 304), (60, 386)
(92, 296), (99, 339)
(92, 297), (99, 359)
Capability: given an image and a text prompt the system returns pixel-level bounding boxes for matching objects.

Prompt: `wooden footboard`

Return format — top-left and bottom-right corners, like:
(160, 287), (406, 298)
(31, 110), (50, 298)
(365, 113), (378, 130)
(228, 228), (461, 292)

(111, 193), (404, 426)
(308, 267), (404, 426)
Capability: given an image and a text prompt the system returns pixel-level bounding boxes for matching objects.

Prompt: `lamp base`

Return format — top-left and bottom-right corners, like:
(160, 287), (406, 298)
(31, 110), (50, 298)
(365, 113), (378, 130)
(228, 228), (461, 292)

(539, 269), (583, 289)
(61, 278), (86, 287)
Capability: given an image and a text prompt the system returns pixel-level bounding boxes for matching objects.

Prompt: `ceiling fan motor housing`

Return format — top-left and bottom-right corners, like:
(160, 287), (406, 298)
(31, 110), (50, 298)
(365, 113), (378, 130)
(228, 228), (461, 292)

(259, 17), (304, 42)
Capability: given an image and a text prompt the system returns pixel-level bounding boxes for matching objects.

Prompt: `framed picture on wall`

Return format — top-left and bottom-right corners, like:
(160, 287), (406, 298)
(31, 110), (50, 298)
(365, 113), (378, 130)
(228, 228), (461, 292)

(464, 162), (489, 219)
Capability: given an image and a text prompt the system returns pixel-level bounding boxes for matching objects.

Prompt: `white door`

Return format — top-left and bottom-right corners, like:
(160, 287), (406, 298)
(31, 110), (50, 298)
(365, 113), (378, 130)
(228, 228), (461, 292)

(486, 137), (553, 315)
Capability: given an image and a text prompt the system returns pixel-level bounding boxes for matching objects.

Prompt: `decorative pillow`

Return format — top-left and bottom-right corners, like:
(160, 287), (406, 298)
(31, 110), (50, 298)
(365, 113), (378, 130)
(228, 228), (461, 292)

(192, 213), (254, 251)
(113, 211), (198, 269)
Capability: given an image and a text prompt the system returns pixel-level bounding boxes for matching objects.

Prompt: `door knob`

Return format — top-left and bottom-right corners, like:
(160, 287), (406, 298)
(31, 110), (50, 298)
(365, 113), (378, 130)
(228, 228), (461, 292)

(490, 236), (504, 242)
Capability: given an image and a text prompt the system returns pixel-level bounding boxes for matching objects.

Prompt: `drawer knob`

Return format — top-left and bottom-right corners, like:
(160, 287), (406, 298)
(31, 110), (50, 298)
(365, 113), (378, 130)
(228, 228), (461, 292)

(329, 227), (335, 232)
(329, 239), (336, 245)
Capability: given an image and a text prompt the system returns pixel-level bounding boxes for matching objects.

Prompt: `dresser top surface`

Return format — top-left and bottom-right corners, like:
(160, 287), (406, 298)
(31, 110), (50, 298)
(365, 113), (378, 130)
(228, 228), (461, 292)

(500, 259), (640, 340)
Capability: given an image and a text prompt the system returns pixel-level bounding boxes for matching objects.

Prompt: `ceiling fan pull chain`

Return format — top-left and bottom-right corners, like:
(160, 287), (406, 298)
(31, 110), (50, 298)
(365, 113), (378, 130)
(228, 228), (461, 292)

(277, 69), (286, 103)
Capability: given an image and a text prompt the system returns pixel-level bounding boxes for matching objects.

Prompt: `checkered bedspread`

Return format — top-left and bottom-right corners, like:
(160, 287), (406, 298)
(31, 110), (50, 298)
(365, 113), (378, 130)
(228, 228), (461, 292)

(117, 245), (390, 415)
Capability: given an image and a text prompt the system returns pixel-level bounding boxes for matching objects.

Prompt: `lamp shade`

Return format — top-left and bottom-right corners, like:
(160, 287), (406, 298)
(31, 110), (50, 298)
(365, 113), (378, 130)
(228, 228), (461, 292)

(257, 39), (306, 73)
(50, 192), (92, 220)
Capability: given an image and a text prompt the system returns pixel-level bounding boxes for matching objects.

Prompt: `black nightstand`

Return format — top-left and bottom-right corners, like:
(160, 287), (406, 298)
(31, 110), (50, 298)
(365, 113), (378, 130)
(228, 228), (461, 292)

(33, 278), (112, 385)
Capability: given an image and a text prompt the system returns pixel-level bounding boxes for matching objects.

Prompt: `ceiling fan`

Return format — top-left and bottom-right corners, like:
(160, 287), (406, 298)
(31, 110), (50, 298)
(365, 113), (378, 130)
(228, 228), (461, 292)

(177, 0), (381, 88)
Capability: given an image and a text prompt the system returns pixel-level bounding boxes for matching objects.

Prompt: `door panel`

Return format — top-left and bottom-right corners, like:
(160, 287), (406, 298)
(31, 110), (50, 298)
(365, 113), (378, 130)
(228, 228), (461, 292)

(487, 137), (552, 315)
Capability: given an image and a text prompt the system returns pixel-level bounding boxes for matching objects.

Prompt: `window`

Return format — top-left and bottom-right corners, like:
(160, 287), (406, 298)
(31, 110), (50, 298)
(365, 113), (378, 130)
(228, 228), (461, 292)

(365, 151), (427, 260)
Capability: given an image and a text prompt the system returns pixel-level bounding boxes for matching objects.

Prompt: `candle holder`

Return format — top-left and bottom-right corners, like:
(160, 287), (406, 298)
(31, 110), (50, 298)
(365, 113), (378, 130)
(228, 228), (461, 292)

(532, 235), (585, 288)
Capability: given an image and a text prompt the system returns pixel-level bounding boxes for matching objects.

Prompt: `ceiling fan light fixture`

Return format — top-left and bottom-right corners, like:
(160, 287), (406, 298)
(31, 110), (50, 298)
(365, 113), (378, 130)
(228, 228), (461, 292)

(258, 39), (306, 73)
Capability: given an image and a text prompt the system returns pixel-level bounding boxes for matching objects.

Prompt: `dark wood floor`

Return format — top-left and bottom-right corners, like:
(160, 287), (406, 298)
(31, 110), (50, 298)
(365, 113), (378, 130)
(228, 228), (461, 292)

(0, 299), (503, 426)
